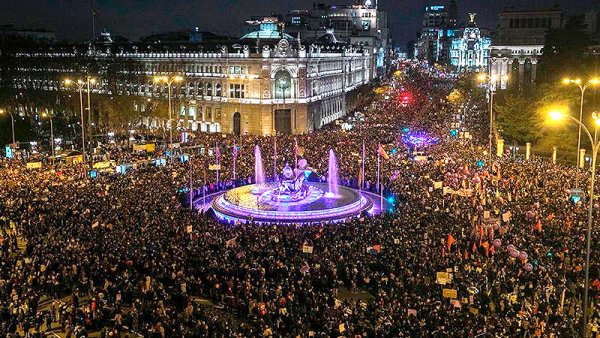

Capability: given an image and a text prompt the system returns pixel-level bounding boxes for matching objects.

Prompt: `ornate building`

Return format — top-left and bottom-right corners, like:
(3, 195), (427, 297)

(489, 7), (564, 90)
(449, 14), (491, 72)
(6, 25), (373, 136)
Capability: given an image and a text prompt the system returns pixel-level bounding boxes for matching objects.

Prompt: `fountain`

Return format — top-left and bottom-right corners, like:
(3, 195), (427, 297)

(251, 145), (267, 194)
(210, 148), (378, 224)
(254, 145), (265, 185)
(325, 149), (339, 198)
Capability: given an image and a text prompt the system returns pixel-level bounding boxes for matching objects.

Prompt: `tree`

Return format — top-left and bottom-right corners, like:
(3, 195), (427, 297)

(494, 94), (538, 145)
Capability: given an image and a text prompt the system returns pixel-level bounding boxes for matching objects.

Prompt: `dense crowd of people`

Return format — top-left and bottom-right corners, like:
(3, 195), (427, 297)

(1, 62), (599, 337)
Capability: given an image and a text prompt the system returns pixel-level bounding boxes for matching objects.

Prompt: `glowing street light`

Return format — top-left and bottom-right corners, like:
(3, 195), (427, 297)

(562, 77), (600, 176)
(64, 78), (88, 164)
(548, 109), (600, 337)
(0, 108), (15, 144)
(41, 112), (55, 165)
(477, 73), (509, 161)
(153, 75), (184, 161)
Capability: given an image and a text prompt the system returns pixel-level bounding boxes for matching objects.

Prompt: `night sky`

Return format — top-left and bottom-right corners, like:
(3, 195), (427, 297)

(0, 0), (597, 48)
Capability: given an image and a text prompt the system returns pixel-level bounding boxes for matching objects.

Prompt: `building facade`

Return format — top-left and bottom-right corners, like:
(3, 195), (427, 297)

(284, 1), (390, 76)
(413, 1), (458, 64)
(489, 7), (564, 90)
(449, 14), (491, 72)
(6, 34), (373, 136)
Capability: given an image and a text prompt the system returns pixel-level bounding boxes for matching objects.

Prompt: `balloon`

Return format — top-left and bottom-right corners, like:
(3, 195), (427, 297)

(524, 263), (533, 272)
(298, 159), (308, 169)
(509, 249), (520, 258)
(519, 252), (528, 261)
(595, 204), (600, 209)
(526, 211), (534, 219)
(507, 244), (515, 252)
(493, 239), (501, 248)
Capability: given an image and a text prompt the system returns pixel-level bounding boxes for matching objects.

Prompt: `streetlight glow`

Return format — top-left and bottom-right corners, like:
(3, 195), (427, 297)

(477, 73), (486, 82)
(549, 111), (564, 121)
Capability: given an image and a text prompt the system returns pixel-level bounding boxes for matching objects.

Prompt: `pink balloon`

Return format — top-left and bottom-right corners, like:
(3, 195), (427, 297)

(519, 252), (528, 261)
(493, 239), (501, 248)
(526, 211), (534, 219)
(524, 263), (533, 272)
(509, 249), (520, 258)
(507, 244), (515, 252)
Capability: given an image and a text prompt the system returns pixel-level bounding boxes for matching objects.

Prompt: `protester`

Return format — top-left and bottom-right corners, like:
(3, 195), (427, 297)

(0, 61), (598, 337)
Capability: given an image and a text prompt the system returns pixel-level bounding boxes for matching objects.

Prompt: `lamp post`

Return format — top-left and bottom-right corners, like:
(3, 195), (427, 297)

(0, 108), (15, 144)
(549, 110), (600, 337)
(41, 112), (55, 165)
(85, 76), (96, 145)
(153, 75), (183, 162)
(64, 79), (87, 164)
(562, 78), (599, 187)
(477, 73), (509, 162)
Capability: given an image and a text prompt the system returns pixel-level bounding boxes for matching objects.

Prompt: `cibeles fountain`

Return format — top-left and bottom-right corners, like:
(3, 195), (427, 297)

(211, 147), (377, 224)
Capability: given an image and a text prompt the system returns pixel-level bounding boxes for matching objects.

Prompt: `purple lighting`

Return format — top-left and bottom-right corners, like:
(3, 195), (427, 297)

(402, 131), (439, 147)
(210, 182), (378, 224)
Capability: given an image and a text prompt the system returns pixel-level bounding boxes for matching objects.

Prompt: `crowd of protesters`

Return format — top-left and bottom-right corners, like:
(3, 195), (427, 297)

(1, 61), (599, 337)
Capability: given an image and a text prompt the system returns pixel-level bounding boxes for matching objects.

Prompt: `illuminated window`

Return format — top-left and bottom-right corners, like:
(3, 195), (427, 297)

(229, 84), (245, 98)
(291, 16), (301, 25)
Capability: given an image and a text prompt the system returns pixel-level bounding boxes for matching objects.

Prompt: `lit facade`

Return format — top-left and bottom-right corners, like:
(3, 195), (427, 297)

(284, 1), (390, 76)
(449, 18), (491, 72)
(413, 2), (458, 64)
(489, 8), (564, 90)
(8, 37), (373, 136)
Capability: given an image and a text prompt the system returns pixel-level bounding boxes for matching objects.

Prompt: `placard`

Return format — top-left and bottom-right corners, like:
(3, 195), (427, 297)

(443, 288), (457, 299)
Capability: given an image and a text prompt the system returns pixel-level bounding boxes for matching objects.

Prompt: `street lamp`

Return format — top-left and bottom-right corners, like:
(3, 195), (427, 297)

(64, 78), (87, 164)
(0, 108), (15, 144)
(562, 77), (599, 179)
(477, 73), (509, 161)
(153, 75), (184, 161)
(41, 112), (55, 165)
(548, 109), (600, 337)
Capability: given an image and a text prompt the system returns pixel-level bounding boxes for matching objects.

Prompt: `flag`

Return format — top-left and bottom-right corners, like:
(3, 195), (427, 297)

(482, 241), (490, 257)
(358, 166), (363, 188)
(232, 144), (240, 159)
(215, 143), (221, 160)
(226, 237), (237, 248)
(534, 220), (543, 233)
(447, 234), (456, 251)
(366, 244), (381, 254)
(378, 144), (390, 160)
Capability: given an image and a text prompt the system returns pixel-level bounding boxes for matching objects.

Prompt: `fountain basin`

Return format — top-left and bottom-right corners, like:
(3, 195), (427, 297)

(212, 182), (373, 224)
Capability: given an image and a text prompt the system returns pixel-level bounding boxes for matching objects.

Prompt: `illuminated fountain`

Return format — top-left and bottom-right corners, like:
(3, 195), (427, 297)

(251, 145), (267, 194)
(210, 149), (380, 224)
(325, 149), (339, 198)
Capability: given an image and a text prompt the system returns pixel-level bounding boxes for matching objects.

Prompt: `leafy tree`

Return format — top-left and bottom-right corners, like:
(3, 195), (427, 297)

(494, 94), (538, 144)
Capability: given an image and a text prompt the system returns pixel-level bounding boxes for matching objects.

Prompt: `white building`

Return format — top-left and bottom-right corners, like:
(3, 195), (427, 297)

(9, 27), (374, 136)
(489, 7), (564, 90)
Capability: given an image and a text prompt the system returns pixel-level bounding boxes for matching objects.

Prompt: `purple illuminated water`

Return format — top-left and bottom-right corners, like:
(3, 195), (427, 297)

(254, 145), (265, 185)
(326, 149), (339, 197)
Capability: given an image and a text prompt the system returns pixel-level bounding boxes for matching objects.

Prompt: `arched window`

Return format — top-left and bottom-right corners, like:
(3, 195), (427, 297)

(274, 70), (292, 99)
